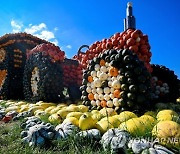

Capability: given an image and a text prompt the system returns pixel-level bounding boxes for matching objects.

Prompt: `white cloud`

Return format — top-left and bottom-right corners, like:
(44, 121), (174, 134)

(24, 23), (46, 34)
(66, 45), (72, 49)
(35, 30), (55, 40)
(51, 39), (58, 46)
(11, 20), (23, 33)
(54, 27), (58, 31)
(10, 20), (58, 45)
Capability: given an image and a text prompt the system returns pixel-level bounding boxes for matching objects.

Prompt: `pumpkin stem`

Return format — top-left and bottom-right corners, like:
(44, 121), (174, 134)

(112, 128), (115, 135)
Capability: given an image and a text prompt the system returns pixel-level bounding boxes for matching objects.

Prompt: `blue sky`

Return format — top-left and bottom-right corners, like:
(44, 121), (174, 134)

(0, 0), (180, 78)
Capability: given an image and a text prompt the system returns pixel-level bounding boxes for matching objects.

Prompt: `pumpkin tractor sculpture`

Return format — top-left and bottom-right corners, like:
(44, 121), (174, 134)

(0, 2), (179, 112)
(0, 2), (180, 152)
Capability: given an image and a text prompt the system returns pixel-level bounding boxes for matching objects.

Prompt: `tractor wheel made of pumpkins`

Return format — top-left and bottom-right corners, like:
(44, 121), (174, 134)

(80, 49), (152, 113)
(23, 43), (82, 103)
(0, 33), (48, 100)
(151, 64), (179, 103)
(23, 52), (64, 102)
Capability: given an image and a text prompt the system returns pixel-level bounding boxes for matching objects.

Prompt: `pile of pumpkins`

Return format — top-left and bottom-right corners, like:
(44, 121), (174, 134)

(73, 29), (152, 72)
(0, 100), (180, 152)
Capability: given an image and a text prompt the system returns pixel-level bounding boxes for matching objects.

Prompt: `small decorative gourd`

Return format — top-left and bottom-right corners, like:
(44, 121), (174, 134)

(76, 129), (101, 141)
(55, 121), (78, 139)
(100, 128), (130, 153)
(21, 122), (55, 147)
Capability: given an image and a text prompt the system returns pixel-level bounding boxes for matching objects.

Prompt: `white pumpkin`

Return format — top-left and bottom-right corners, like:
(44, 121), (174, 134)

(90, 82), (95, 88)
(110, 88), (115, 93)
(104, 94), (110, 101)
(96, 71), (101, 78)
(97, 88), (103, 94)
(99, 73), (108, 81)
(86, 87), (92, 93)
(104, 87), (110, 94)
(94, 94), (99, 100)
(110, 94), (115, 99)
(112, 80), (121, 89)
(100, 66), (107, 73)
(94, 79), (102, 88)
(108, 81), (112, 87)
(108, 73), (112, 77)
(99, 94), (104, 101)
(112, 77), (117, 81)
(91, 100), (96, 106)
(96, 100), (101, 106)
(91, 71), (97, 77)
(91, 88), (97, 94)
(113, 98), (119, 107)
(87, 83), (91, 87)
(105, 62), (110, 67)
(117, 75), (121, 80)
(94, 64), (100, 71)
(107, 100), (113, 108)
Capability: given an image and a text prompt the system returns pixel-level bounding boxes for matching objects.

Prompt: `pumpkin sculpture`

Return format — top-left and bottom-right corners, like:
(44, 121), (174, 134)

(23, 43), (82, 102)
(151, 64), (179, 103)
(80, 49), (152, 112)
(0, 33), (49, 99)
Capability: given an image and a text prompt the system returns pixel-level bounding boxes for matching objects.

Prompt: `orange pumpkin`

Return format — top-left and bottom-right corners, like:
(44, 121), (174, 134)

(99, 59), (105, 66)
(88, 76), (93, 82)
(88, 93), (94, 101)
(101, 100), (107, 107)
(113, 89), (121, 98)
(109, 67), (119, 77)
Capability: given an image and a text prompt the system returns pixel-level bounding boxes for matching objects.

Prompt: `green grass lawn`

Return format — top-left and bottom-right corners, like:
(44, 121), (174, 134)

(0, 121), (110, 154)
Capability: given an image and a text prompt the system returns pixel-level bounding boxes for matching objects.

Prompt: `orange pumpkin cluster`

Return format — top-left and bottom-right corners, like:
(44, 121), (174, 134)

(61, 63), (82, 87)
(27, 43), (65, 63)
(74, 29), (152, 72)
